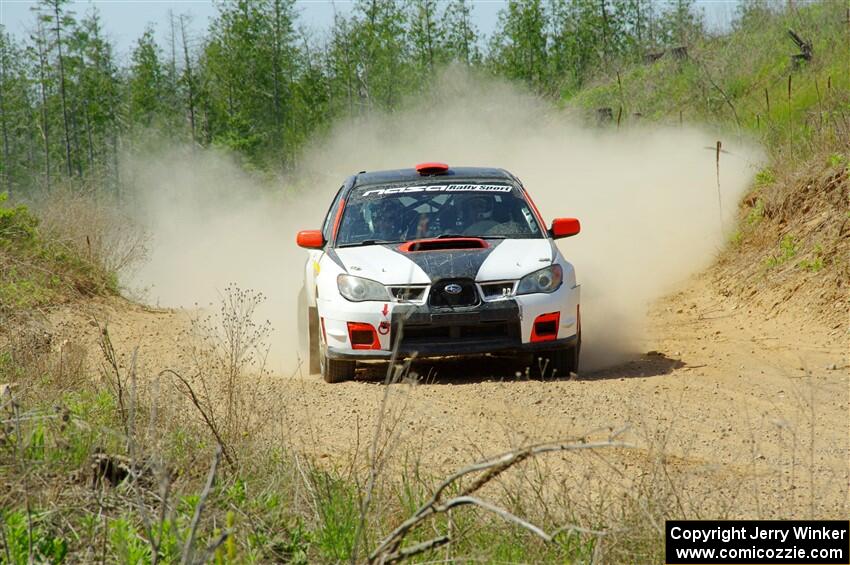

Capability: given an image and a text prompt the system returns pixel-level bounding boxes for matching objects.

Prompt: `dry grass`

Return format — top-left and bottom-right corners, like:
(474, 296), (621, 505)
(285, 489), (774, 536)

(32, 187), (149, 284)
(1, 284), (839, 563)
(0, 287), (636, 562)
(717, 145), (849, 327)
(0, 187), (145, 318)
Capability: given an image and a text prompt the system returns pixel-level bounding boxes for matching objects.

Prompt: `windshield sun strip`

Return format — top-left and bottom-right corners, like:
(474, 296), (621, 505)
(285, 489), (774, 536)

(335, 180), (545, 246)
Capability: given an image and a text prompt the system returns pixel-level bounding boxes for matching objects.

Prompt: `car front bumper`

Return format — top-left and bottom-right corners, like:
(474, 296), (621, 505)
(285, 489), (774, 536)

(326, 335), (579, 360)
(322, 282), (580, 361)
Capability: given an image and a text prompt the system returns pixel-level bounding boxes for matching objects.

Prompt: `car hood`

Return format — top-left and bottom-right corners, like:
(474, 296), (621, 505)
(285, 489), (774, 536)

(332, 239), (555, 285)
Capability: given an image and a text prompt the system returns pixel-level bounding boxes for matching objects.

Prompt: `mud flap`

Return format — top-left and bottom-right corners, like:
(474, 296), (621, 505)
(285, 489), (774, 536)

(297, 287), (321, 374)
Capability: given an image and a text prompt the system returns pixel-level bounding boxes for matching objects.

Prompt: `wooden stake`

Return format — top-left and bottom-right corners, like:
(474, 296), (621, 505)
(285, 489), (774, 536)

(715, 140), (723, 236)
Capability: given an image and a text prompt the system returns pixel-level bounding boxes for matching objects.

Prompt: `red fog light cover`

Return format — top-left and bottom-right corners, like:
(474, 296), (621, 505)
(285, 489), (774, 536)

(347, 322), (381, 350)
(531, 312), (560, 342)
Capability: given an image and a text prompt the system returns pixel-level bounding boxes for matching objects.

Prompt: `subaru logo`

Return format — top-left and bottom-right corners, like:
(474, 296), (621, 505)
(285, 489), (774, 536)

(444, 283), (463, 295)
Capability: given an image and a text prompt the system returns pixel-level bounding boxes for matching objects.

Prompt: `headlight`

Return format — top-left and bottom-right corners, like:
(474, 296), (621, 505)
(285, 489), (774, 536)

(516, 264), (563, 295)
(337, 274), (389, 302)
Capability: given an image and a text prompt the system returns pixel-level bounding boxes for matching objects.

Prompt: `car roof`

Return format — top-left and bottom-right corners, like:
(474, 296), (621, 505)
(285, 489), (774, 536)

(349, 166), (518, 191)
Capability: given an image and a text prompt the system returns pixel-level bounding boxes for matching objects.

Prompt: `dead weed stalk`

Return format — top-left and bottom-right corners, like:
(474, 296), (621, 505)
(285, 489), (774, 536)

(166, 284), (271, 469)
(369, 431), (630, 564)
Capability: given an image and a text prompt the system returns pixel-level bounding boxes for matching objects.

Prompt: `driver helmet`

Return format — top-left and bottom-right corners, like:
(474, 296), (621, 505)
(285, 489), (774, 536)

(368, 198), (405, 240)
(460, 194), (494, 223)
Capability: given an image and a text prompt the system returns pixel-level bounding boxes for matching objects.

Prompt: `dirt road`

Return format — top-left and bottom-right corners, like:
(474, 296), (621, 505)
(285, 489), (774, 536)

(46, 271), (848, 518)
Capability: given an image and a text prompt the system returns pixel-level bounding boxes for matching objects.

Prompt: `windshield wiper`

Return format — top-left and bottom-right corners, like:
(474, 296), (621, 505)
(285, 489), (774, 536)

(337, 239), (404, 248)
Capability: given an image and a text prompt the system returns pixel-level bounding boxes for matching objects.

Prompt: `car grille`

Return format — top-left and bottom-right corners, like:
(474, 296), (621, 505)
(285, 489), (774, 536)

(390, 301), (522, 355)
(428, 279), (479, 308)
(402, 321), (512, 343)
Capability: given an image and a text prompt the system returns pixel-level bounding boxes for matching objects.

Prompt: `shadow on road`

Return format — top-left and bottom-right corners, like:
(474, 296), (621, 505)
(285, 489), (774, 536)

(578, 351), (686, 381)
(354, 351), (686, 385)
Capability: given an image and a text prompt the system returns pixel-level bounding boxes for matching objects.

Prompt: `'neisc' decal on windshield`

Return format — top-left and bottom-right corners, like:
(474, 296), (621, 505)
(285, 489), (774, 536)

(360, 184), (513, 197)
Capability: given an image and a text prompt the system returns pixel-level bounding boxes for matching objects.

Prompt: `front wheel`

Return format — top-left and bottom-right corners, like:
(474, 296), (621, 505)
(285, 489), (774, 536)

(534, 338), (580, 379)
(320, 348), (356, 383)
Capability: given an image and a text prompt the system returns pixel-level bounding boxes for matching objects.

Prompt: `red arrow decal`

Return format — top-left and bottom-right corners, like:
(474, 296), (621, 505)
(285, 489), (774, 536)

(382, 303), (389, 317)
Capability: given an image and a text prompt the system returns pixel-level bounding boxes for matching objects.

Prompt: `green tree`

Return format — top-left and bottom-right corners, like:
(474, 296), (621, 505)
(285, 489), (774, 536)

(289, 34), (331, 150)
(29, 19), (55, 191)
(179, 14), (199, 144)
(70, 9), (121, 184)
(37, 0), (75, 177)
(351, 0), (410, 110)
(128, 27), (166, 129)
(203, 0), (299, 164)
(0, 30), (30, 194)
(489, 0), (549, 90)
(408, 0), (444, 75)
(325, 12), (360, 116)
(443, 0), (480, 65)
(658, 0), (704, 46)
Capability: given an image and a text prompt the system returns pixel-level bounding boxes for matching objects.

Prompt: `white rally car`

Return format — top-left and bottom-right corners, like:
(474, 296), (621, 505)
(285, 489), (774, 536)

(297, 163), (581, 382)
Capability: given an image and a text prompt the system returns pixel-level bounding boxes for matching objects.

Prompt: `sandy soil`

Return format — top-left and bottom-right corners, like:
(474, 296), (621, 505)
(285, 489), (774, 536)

(43, 271), (848, 518)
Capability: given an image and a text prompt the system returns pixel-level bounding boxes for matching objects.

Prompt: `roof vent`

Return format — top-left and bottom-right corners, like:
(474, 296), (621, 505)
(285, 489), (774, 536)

(415, 162), (449, 175)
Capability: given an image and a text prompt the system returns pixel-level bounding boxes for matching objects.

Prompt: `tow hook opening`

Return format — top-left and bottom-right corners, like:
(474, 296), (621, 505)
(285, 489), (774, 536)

(531, 312), (560, 342)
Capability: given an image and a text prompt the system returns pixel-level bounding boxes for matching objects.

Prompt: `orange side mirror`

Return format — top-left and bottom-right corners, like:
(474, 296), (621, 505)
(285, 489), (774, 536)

(550, 218), (580, 239)
(296, 230), (325, 249)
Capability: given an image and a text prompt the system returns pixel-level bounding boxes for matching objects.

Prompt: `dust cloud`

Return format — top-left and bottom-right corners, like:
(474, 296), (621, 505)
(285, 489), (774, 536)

(129, 69), (764, 372)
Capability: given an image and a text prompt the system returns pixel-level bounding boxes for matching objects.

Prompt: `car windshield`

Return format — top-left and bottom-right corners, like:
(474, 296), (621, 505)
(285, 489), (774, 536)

(335, 181), (544, 246)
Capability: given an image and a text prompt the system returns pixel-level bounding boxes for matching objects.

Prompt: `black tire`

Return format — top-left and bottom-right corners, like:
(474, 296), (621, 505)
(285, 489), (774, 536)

(320, 348), (356, 383)
(534, 338), (581, 379)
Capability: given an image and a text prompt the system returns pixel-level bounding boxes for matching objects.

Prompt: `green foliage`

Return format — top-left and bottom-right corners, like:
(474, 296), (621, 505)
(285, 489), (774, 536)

(129, 27), (166, 128)
(313, 471), (360, 561)
(109, 514), (183, 563)
(0, 0), (844, 198)
(25, 421), (47, 461)
(0, 192), (117, 311)
(0, 379), (669, 563)
(0, 0), (727, 192)
(827, 153), (846, 168)
(798, 244), (825, 272)
(109, 517), (151, 564)
(268, 521), (312, 565)
(1, 509), (69, 564)
(798, 255), (824, 272)
(746, 198), (765, 226)
(224, 477), (248, 506)
(754, 168), (776, 187)
(765, 234), (798, 268)
(567, 1), (848, 158)
(0, 350), (12, 377)
(729, 228), (744, 247)
(0, 192), (38, 244)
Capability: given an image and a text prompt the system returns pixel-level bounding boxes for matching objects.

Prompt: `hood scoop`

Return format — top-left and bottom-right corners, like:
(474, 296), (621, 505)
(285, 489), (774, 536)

(399, 238), (489, 252)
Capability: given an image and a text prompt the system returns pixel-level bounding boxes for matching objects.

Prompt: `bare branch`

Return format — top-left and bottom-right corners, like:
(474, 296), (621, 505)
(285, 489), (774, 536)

(96, 320), (128, 433)
(383, 535), (450, 564)
(181, 447), (221, 565)
(196, 530), (231, 565)
(369, 438), (630, 563)
(162, 369), (235, 469)
(440, 496), (553, 541)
